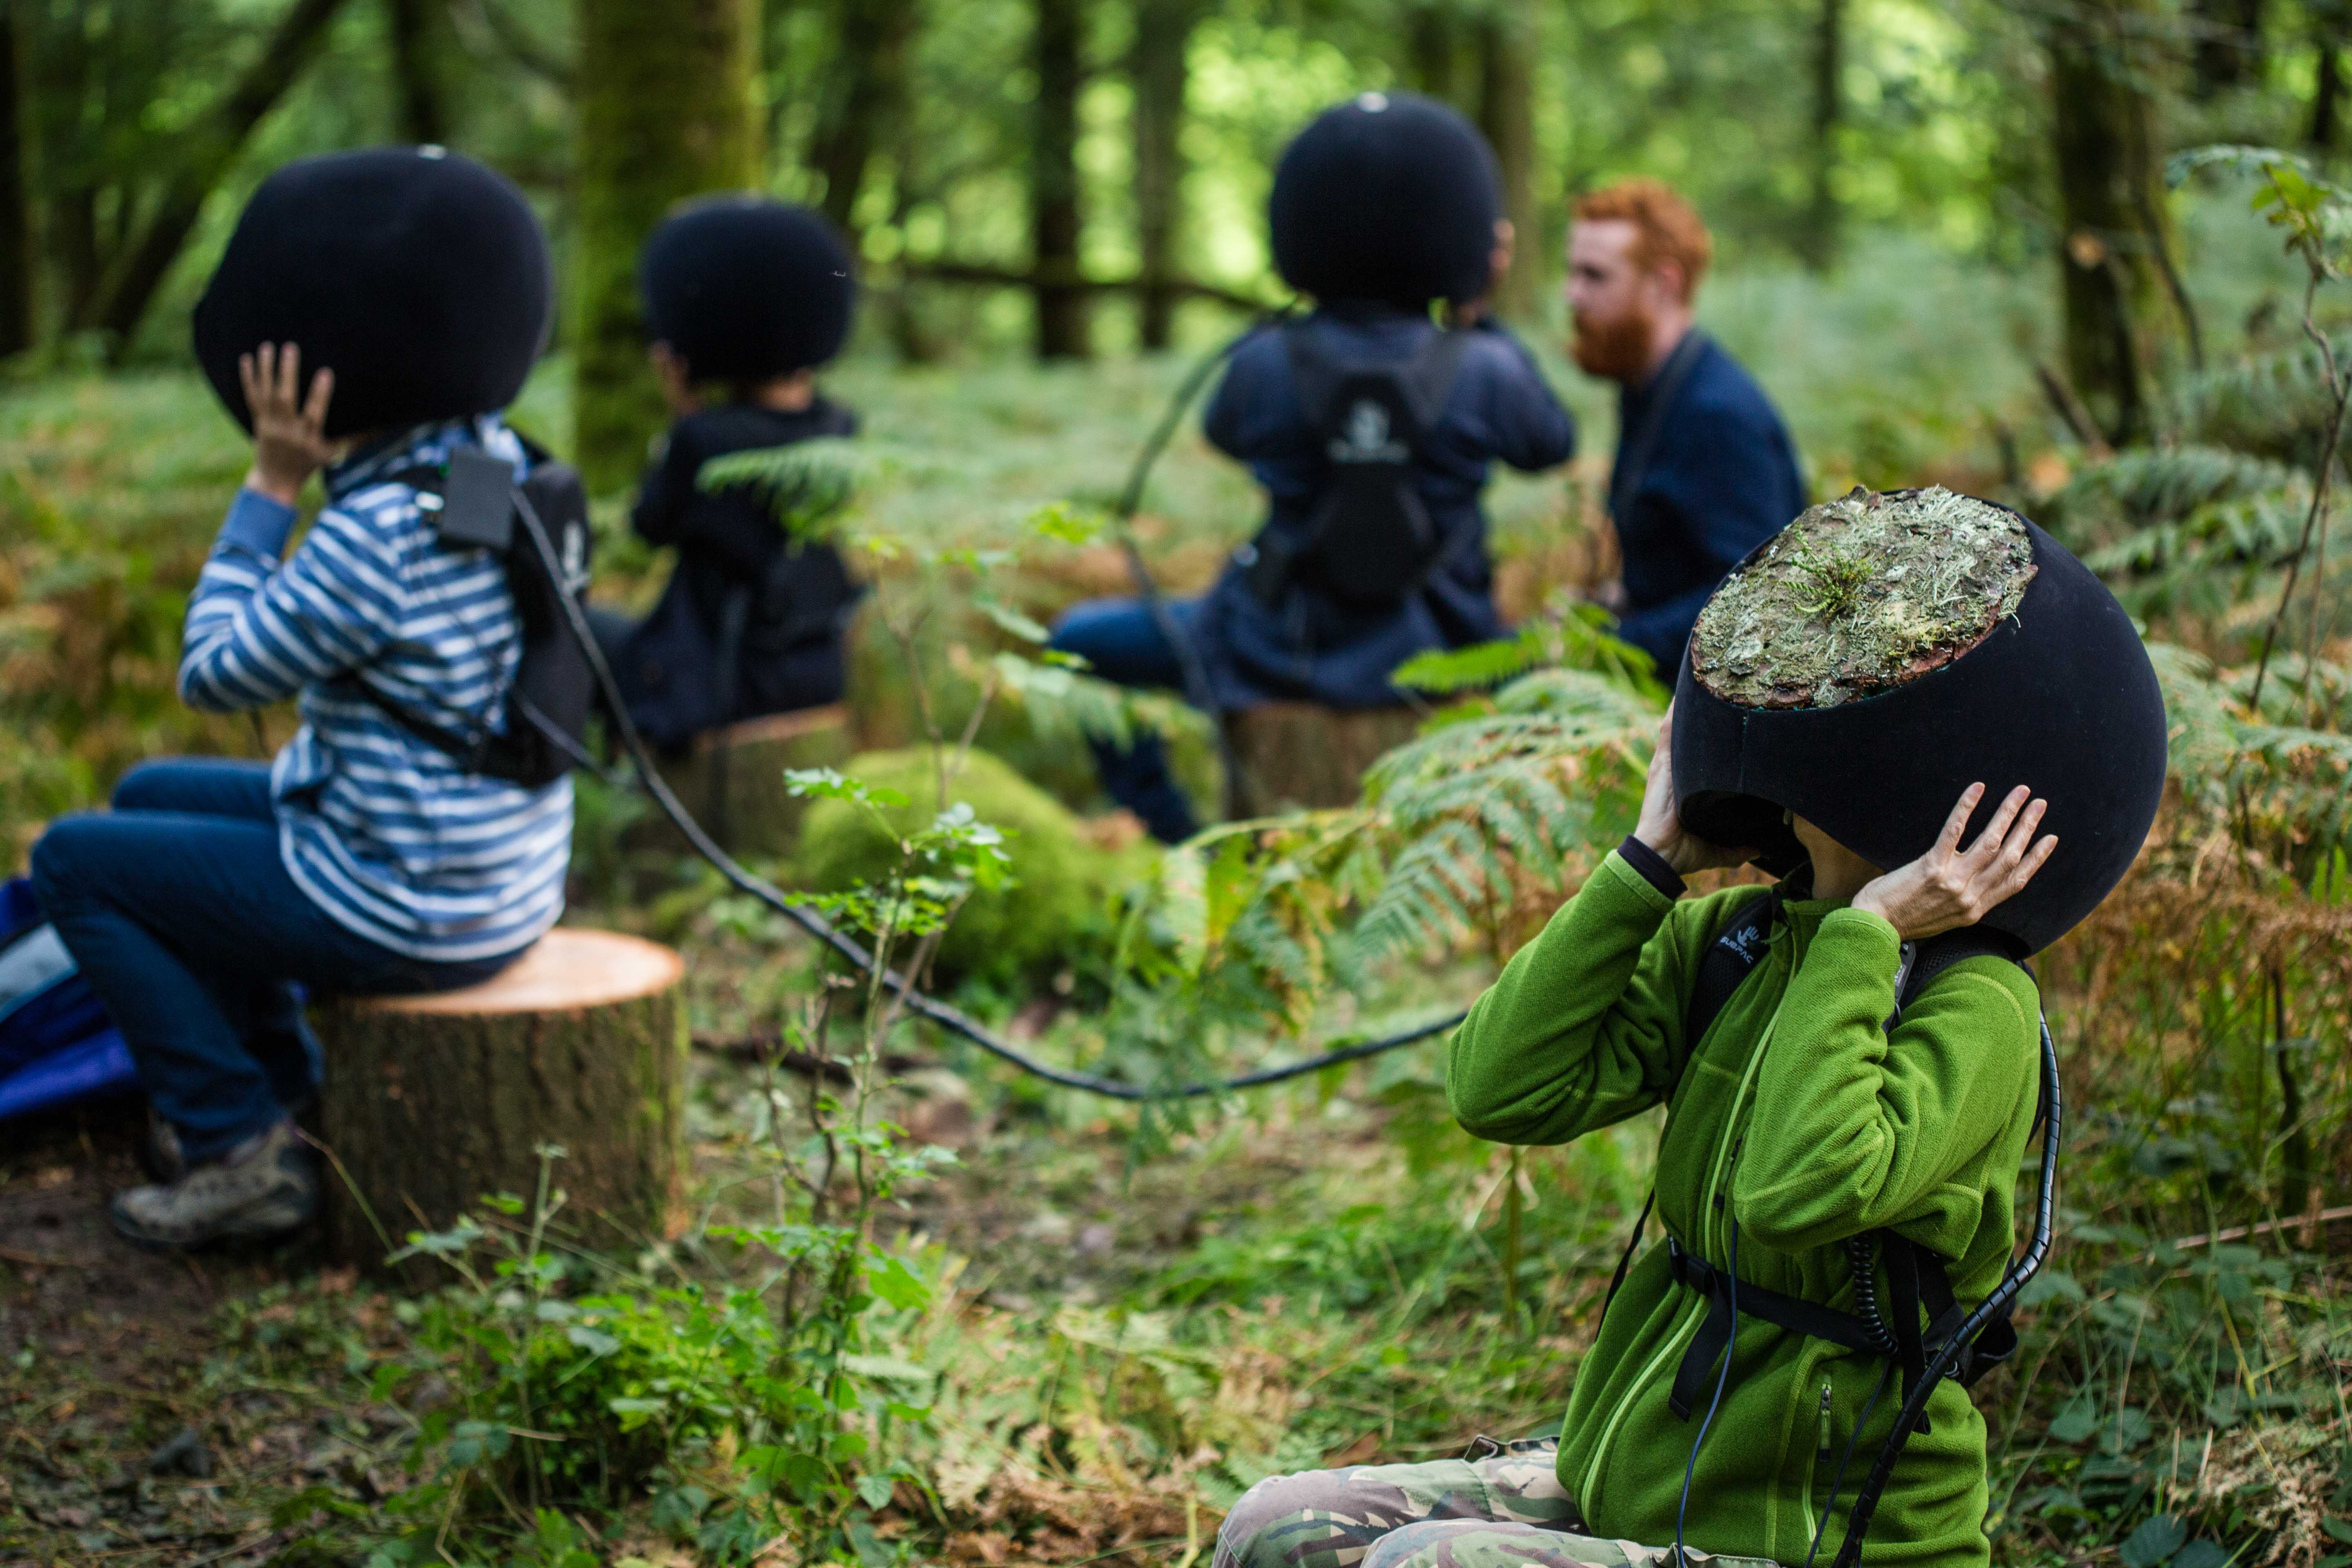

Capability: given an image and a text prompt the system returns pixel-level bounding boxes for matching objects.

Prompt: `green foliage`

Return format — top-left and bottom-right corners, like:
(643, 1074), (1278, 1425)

(796, 746), (1151, 988)
(697, 437), (871, 544)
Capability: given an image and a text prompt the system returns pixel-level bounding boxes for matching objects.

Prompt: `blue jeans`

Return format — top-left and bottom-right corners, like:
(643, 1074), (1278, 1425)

(1049, 597), (1203, 844)
(29, 760), (518, 1163)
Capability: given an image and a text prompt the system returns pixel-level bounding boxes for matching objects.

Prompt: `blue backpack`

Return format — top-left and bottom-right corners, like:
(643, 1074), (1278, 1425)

(0, 877), (136, 1121)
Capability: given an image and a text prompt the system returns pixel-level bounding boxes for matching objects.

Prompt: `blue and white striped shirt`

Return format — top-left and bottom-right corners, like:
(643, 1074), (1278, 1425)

(179, 416), (572, 963)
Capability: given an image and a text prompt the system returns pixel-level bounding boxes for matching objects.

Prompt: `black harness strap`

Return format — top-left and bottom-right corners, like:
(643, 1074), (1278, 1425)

(1650, 901), (2031, 1424)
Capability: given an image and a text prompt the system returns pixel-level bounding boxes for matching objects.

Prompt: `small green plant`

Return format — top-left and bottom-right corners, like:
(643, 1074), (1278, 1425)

(1790, 541), (1875, 621)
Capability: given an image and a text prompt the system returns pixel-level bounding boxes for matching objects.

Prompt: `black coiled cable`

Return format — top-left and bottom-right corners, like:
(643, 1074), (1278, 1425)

(1840, 1232), (1898, 1356)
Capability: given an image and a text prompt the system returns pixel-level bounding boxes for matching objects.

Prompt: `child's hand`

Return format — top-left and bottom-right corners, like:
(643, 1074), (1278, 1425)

(239, 343), (336, 506)
(1852, 783), (2056, 940)
(649, 342), (700, 417)
(1633, 706), (1753, 875)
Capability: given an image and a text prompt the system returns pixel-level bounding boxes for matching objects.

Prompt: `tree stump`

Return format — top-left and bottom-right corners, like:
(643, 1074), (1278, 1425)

(315, 928), (688, 1271)
(1221, 703), (1423, 818)
(649, 702), (851, 860)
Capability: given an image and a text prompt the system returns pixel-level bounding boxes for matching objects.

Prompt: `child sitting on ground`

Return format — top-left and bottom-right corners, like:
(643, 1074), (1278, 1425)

(593, 196), (864, 754)
(1049, 91), (1575, 842)
(29, 147), (570, 1248)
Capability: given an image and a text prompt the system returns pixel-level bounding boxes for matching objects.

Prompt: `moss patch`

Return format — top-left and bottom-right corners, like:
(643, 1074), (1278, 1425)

(795, 747), (1152, 987)
(1689, 486), (2036, 709)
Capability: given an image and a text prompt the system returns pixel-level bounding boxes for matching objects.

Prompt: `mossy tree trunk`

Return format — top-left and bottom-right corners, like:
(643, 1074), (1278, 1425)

(810, 0), (918, 238)
(1800, 0), (1844, 272)
(0, 10), (29, 359)
(383, 0), (450, 146)
(573, 0), (761, 493)
(2047, 0), (2175, 447)
(1131, 0), (1198, 351)
(1406, 5), (1464, 106)
(1474, 2), (1535, 318)
(2314, 7), (2348, 151)
(2188, 0), (2266, 96)
(1031, 0), (1089, 359)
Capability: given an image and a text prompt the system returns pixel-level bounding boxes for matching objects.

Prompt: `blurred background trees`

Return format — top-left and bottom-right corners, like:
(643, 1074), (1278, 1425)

(0, 0), (2347, 475)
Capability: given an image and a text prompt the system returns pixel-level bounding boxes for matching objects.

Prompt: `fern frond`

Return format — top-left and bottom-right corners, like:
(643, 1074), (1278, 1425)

(697, 437), (871, 541)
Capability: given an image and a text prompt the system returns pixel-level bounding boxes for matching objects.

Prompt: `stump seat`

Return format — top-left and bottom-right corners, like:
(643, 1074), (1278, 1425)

(649, 701), (851, 858)
(316, 927), (689, 1270)
(1222, 702), (1423, 818)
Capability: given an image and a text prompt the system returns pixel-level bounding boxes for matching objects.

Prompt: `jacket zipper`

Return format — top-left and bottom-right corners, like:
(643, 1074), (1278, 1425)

(1576, 982), (1788, 1521)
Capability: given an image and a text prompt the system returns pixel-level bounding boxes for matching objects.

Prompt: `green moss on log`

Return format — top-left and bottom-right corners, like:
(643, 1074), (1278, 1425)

(572, 0), (762, 495)
(1690, 485), (2036, 710)
(795, 747), (1149, 987)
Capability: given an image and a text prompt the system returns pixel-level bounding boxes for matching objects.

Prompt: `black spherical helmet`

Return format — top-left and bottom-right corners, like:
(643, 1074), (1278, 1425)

(1269, 90), (1503, 309)
(193, 147), (552, 440)
(638, 196), (858, 383)
(1670, 488), (2168, 955)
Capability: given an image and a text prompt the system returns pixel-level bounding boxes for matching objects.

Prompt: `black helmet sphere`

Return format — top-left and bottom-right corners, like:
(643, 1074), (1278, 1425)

(1269, 90), (1503, 309)
(1670, 487), (2168, 956)
(193, 147), (552, 440)
(639, 196), (857, 383)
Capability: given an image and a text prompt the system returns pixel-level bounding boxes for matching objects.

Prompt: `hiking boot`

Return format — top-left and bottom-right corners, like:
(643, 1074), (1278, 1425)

(109, 1118), (318, 1249)
(140, 1106), (188, 1183)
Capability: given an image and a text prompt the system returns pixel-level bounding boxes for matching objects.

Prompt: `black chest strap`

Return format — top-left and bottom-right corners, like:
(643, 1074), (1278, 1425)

(1627, 894), (2031, 1423)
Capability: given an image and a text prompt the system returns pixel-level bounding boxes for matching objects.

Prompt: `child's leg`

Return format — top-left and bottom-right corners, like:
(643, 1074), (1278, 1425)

(29, 807), (510, 1163)
(108, 758), (318, 1107)
(1214, 1440), (1575, 1568)
(1049, 597), (1204, 843)
(1361, 1522), (1742, 1568)
(111, 757), (275, 820)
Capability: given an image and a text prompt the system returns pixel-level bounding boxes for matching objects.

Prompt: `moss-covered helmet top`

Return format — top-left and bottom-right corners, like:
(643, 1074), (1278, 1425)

(1670, 485), (2167, 955)
(1690, 486), (2037, 710)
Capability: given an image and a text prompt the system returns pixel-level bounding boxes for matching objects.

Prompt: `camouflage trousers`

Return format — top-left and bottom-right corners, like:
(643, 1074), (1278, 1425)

(1213, 1438), (1777, 1568)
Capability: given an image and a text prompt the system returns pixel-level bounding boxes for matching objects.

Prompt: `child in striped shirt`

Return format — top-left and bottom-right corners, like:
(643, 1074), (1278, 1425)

(28, 148), (569, 1249)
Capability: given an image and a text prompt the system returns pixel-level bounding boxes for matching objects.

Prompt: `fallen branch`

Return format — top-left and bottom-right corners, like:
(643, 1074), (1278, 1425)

(899, 259), (1276, 316)
(2167, 1203), (2352, 1253)
(690, 1031), (925, 1080)
(2034, 361), (2114, 460)
(0, 1246), (86, 1269)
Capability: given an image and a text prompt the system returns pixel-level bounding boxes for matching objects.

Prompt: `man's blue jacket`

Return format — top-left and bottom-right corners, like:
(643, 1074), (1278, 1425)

(1194, 303), (1575, 710)
(1608, 332), (1806, 674)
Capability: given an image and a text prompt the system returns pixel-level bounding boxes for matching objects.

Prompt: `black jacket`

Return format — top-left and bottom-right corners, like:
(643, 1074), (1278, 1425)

(616, 399), (860, 751)
(1196, 305), (1575, 709)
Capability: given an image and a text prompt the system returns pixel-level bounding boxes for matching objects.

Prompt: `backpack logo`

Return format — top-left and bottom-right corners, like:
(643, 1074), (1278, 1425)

(1330, 399), (1409, 464)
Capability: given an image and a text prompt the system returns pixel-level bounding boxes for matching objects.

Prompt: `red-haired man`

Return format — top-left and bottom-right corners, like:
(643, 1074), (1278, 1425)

(1566, 180), (1804, 674)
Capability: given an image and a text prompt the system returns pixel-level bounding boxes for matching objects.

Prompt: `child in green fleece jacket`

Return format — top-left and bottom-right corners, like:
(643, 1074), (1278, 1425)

(1214, 709), (2056, 1568)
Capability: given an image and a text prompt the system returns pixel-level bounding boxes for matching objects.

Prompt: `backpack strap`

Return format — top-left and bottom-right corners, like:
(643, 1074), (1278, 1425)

(1682, 889), (1782, 1049)
(1607, 327), (1709, 524)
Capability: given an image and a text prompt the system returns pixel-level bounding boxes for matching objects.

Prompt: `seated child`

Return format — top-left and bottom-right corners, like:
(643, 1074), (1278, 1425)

(595, 196), (863, 754)
(29, 147), (570, 1248)
(1050, 91), (1575, 843)
(1216, 489), (2171, 1568)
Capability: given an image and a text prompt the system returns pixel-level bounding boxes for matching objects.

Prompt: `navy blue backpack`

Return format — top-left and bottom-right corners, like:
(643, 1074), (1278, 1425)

(0, 877), (136, 1121)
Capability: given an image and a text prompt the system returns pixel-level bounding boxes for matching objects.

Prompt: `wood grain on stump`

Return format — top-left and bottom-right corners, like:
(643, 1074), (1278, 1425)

(1222, 703), (1422, 818)
(315, 928), (688, 1271)
(650, 702), (851, 858)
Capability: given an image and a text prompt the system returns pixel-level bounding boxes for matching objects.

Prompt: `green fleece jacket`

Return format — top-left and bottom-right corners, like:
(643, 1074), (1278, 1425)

(1448, 849), (2040, 1568)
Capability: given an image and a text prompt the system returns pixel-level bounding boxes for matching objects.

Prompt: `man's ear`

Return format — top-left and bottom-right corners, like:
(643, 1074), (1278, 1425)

(1646, 259), (1689, 311)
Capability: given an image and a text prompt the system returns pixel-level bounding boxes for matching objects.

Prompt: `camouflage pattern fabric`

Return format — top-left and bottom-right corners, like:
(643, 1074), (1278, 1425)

(1215, 1438), (1778, 1568)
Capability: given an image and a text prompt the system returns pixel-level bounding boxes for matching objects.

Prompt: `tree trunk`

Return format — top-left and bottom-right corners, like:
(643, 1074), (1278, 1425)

(1801, 0), (1844, 271)
(573, 0), (761, 493)
(2048, 0), (2172, 447)
(89, 0), (356, 359)
(809, 0), (918, 237)
(2315, 26), (2345, 150)
(385, 0), (450, 145)
(1474, 2), (1535, 317)
(1407, 5), (1462, 107)
(315, 929), (689, 1272)
(640, 702), (851, 860)
(1030, 0), (1088, 359)
(1131, 0), (1196, 350)
(1223, 704), (1423, 819)
(0, 9), (29, 359)
(2189, 0), (2266, 96)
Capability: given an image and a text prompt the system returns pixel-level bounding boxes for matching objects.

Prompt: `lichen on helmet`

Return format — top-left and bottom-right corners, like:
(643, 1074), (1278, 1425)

(1689, 485), (2037, 710)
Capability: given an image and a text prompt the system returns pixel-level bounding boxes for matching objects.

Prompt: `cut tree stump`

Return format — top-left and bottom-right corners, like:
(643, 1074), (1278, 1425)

(315, 928), (688, 1271)
(1222, 703), (1423, 818)
(649, 702), (851, 859)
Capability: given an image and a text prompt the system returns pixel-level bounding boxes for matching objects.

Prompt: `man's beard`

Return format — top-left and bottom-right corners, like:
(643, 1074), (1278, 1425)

(1571, 303), (1658, 382)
